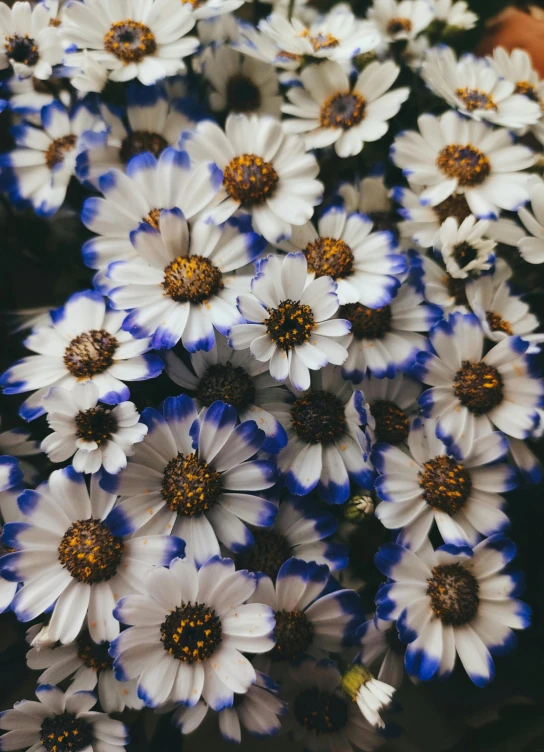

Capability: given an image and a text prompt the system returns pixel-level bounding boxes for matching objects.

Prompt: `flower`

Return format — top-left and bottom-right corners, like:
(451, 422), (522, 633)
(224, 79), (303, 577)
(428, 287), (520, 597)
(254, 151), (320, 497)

(0, 684), (128, 752)
(373, 417), (515, 549)
(231, 253), (350, 391)
(184, 114), (323, 244)
(518, 177), (544, 264)
(430, 0), (477, 30)
(340, 663), (395, 728)
(110, 555), (275, 709)
(62, 0), (199, 86)
(0, 290), (163, 422)
(282, 60), (409, 158)
(0, 454), (23, 614)
(164, 332), (288, 454)
(374, 535), (531, 685)
(0, 417), (40, 482)
(41, 382), (147, 475)
(0, 1), (63, 80)
(421, 47), (541, 129)
(362, 372), (421, 446)
(435, 215), (495, 279)
(103, 396), (277, 566)
(106, 209), (264, 352)
(409, 249), (471, 315)
(355, 617), (407, 688)
(391, 110), (536, 219)
(414, 312), (544, 456)
(368, 0), (434, 43)
(190, 0), (245, 20)
(2, 71), (71, 120)
(1, 468), (184, 644)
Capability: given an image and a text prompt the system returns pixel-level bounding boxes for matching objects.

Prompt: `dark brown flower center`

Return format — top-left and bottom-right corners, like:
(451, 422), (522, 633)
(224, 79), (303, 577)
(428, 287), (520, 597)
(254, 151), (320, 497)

(452, 242), (478, 269)
(196, 363), (256, 409)
(305, 237), (354, 279)
(77, 631), (113, 671)
(419, 455), (472, 514)
(266, 299), (315, 350)
(385, 623), (405, 654)
(271, 609), (315, 661)
(433, 194), (472, 225)
(236, 530), (291, 580)
(75, 405), (117, 446)
(45, 135), (77, 170)
(294, 688), (348, 734)
(64, 330), (118, 379)
(436, 144), (491, 187)
(104, 20), (157, 63)
(340, 303), (392, 340)
(368, 211), (400, 239)
(386, 17), (413, 35)
(223, 154), (279, 206)
(291, 390), (347, 444)
(120, 131), (168, 164)
(58, 519), (124, 584)
(161, 452), (222, 516)
(320, 92), (366, 129)
(455, 87), (497, 112)
(226, 73), (262, 113)
(162, 255), (223, 304)
(40, 712), (93, 752)
(5, 34), (39, 65)
(372, 400), (409, 444)
(427, 563), (479, 625)
(453, 360), (504, 414)
(160, 602), (222, 663)
(486, 311), (513, 336)
(445, 274), (468, 306)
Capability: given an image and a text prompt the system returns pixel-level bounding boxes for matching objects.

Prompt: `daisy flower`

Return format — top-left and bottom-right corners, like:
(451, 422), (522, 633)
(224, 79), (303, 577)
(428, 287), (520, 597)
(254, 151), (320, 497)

(340, 663), (395, 728)
(373, 417), (515, 550)
(1, 100), (106, 217)
(374, 535), (531, 685)
(363, 372), (421, 446)
(430, 0), (477, 30)
(355, 617), (407, 688)
(282, 60), (409, 158)
(280, 205), (406, 307)
(435, 215), (496, 279)
(0, 290), (163, 422)
(368, 0), (434, 44)
(41, 381), (148, 475)
(340, 281), (441, 382)
(0, 0), (63, 80)
(184, 113), (323, 244)
(62, 0), (199, 87)
(236, 494), (348, 578)
(26, 626), (144, 713)
(391, 110), (536, 219)
(336, 173), (399, 237)
(518, 177), (544, 264)
(421, 47), (541, 129)
(232, 21), (302, 74)
(110, 555), (275, 709)
(414, 312), (544, 457)
(2, 72), (71, 121)
(106, 209), (264, 352)
(231, 253), (350, 392)
(409, 249), (471, 315)
(163, 333), (288, 454)
(0, 684), (128, 752)
(102, 396), (277, 566)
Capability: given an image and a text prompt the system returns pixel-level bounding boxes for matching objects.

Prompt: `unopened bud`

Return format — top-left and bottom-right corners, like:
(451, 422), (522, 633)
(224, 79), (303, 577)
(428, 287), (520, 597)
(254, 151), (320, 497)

(344, 494), (375, 522)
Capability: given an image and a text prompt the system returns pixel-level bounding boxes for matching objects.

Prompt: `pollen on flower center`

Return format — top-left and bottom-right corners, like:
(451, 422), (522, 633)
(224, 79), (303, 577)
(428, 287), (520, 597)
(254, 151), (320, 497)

(515, 80), (541, 105)
(386, 17), (413, 35)
(455, 87), (497, 111)
(160, 602), (222, 662)
(427, 563), (479, 625)
(305, 237), (354, 279)
(271, 609), (315, 661)
(196, 363), (256, 409)
(436, 144), (491, 187)
(300, 29), (340, 52)
(77, 630), (113, 671)
(45, 135), (77, 170)
(266, 299), (315, 350)
(58, 519), (124, 584)
(64, 330), (118, 379)
(40, 712), (93, 752)
(291, 390), (347, 444)
(453, 360), (504, 414)
(340, 303), (392, 340)
(433, 194), (472, 225)
(486, 311), (513, 336)
(75, 405), (117, 446)
(4, 34), (39, 65)
(320, 91), (366, 130)
(372, 400), (410, 444)
(419, 455), (472, 515)
(294, 688), (349, 733)
(223, 154), (279, 206)
(144, 208), (162, 229)
(236, 529), (291, 580)
(452, 241), (478, 269)
(120, 131), (168, 164)
(162, 255), (224, 304)
(161, 452), (223, 516)
(104, 20), (157, 64)
(226, 73), (262, 113)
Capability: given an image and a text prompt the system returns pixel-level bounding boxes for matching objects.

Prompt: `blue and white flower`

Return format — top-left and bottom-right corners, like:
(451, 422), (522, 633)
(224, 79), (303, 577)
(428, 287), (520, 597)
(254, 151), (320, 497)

(110, 555), (275, 709)
(103, 396), (277, 566)
(368, 0), (434, 44)
(374, 535), (531, 685)
(435, 215), (496, 279)
(0, 290), (163, 422)
(355, 617), (408, 689)
(363, 372), (421, 446)
(1, 72), (71, 121)
(0, 1), (64, 80)
(1, 469), (184, 644)
(409, 249), (470, 315)
(518, 177), (544, 265)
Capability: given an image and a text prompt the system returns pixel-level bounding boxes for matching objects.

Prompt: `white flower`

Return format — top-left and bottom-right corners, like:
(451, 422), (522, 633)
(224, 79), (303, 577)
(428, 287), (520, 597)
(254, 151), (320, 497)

(363, 371), (421, 446)
(341, 664), (395, 728)
(231, 253), (350, 391)
(368, 0), (434, 43)
(410, 249), (471, 315)
(518, 177), (544, 264)
(282, 60), (409, 158)
(62, 0), (199, 86)
(2, 72), (71, 121)
(41, 382), (147, 475)
(184, 114), (323, 244)
(436, 215), (496, 279)
(0, 1), (63, 80)
(431, 0), (477, 29)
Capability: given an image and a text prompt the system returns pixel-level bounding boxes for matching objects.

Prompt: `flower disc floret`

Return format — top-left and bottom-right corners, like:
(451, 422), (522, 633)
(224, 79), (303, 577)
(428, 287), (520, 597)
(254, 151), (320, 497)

(372, 400), (410, 444)
(293, 688), (348, 733)
(291, 391), (347, 444)
(434, 194), (472, 225)
(340, 303), (392, 340)
(271, 609), (315, 661)
(436, 144), (491, 187)
(453, 361), (504, 414)
(237, 530), (292, 579)
(77, 630), (113, 671)
(427, 563), (479, 626)
(58, 519), (124, 584)
(5, 34), (39, 65)
(160, 602), (222, 663)
(223, 154), (279, 206)
(162, 255), (224, 304)
(226, 73), (262, 113)
(319, 92), (366, 130)
(486, 312), (513, 336)
(455, 88), (497, 112)
(40, 712), (93, 752)
(45, 135), (77, 170)
(75, 405), (117, 446)
(63, 330), (118, 379)
(305, 237), (354, 278)
(195, 363), (256, 409)
(161, 452), (223, 516)
(419, 456), (472, 514)
(104, 20), (157, 63)
(119, 131), (168, 163)
(266, 300), (315, 350)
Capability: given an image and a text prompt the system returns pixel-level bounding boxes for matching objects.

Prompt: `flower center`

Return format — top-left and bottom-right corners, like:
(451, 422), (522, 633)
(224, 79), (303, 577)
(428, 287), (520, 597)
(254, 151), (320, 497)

(120, 131), (168, 164)
(49, 18), (61, 27)
(419, 455), (472, 515)
(271, 609), (315, 661)
(427, 563), (479, 625)
(486, 311), (513, 336)
(372, 400), (409, 444)
(161, 452), (222, 517)
(225, 73), (262, 113)
(436, 144), (491, 187)
(40, 712), (93, 752)
(433, 194), (472, 225)
(58, 519), (124, 584)
(291, 390), (347, 444)
(77, 631), (113, 671)
(64, 330), (118, 379)
(236, 530), (292, 580)
(300, 29), (340, 52)
(386, 17), (413, 35)
(293, 688), (348, 734)
(340, 303), (392, 340)
(385, 623), (405, 654)
(320, 92), (366, 129)
(196, 363), (256, 409)
(162, 255), (223, 304)
(455, 87), (497, 111)
(305, 237), (354, 279)
(266, 299), (315, 350)
(160, 602), (222, 663)
(515, 80), (541, 105)
(452, 242), (478, 269)
(181, 0), (202, 6)
(223, 154), (279, 206)
(4, 34), (39, 65)
(75, 405), (117, 446)
(144, 208), (162, 229)
(45, 135), (77, 170)
(104, 20), (157, 63)
(453, 360), (504, 414)
(445, 274), (468, 306)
